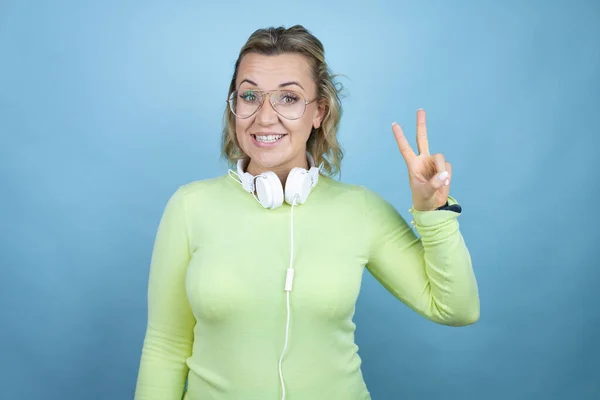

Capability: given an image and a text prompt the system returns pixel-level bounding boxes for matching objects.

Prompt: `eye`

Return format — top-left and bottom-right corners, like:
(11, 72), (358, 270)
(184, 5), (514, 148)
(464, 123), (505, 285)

(279, 92), (299, 104)
(240, 90), (259, 103)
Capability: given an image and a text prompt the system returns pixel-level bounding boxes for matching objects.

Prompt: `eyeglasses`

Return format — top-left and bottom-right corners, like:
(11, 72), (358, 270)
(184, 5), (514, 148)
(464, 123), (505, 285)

(228, 89), (317, 120)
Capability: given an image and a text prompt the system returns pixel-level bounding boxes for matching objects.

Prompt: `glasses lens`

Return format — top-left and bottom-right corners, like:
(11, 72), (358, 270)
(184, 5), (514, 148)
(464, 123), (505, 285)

(230, 90), (261, 118)
(272, 90), (306, 119)
(229, 90), (307, 119)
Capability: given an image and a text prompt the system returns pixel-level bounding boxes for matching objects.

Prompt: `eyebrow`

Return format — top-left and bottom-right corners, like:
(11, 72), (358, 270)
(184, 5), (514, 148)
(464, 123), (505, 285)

(239, 79), (304, 91)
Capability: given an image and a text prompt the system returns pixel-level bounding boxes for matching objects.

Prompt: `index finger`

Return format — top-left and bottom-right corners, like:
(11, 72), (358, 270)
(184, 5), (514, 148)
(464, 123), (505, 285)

(392, 122), (416, 162)
(416, 109), (430, 156)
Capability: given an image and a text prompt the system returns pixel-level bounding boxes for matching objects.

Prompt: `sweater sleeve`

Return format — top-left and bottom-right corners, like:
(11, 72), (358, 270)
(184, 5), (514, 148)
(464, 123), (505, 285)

(134, 187), (195, 399)
(363, 188), (479, 326)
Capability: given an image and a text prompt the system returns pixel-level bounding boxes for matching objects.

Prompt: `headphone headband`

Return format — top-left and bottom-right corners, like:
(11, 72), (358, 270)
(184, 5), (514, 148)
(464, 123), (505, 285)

(305, 152), (319, 187)
(236, 158), (256, 193)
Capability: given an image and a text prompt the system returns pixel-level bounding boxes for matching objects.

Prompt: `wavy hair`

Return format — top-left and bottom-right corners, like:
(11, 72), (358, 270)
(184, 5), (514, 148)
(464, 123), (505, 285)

(221, 25), (344, 177)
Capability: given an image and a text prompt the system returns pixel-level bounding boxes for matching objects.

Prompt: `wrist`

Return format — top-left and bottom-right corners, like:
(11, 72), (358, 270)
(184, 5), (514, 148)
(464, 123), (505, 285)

(412, 201), (447, 212)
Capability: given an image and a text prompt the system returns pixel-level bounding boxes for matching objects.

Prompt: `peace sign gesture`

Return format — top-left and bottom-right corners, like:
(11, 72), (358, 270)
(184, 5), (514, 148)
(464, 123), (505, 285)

(392, 109), (451, 212)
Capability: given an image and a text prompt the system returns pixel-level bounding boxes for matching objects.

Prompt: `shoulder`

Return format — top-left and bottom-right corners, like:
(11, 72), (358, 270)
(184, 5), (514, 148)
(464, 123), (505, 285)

(315, 175), (395, 215)
(159, 175), (232, 214)
(179, 174), (229, 193)
(318, 176), (387, 203)
(174, 175), (231, 199)
(316, 175), (366, 198)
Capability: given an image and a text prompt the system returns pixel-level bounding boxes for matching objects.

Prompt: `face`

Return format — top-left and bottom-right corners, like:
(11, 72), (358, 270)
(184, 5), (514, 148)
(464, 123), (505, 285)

(234, 53), (325, 176)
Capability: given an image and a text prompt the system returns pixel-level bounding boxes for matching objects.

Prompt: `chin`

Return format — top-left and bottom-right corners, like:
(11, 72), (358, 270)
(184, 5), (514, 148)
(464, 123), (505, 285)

(246, 149), (290, 170)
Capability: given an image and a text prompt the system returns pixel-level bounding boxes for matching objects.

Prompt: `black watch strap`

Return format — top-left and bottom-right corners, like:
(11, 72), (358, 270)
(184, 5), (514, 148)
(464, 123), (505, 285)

(435, 201), (462, 213)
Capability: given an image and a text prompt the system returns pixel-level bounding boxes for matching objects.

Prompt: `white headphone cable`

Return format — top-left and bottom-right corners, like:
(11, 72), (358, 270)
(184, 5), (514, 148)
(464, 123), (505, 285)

(279, 194), (299, 400)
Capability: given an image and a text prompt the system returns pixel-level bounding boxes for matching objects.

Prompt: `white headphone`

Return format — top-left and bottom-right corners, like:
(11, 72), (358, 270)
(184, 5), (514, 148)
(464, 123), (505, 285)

(235, 152), (320, 209)
(228, 152), (319, 400)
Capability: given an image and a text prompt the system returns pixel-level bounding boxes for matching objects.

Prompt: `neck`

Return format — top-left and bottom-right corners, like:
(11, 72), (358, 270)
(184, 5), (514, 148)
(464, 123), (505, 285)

(246, 155), (310, 187)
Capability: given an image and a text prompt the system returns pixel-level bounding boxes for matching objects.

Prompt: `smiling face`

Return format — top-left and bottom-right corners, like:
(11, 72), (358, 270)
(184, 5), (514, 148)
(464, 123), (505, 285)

(234, 53), (325, 179)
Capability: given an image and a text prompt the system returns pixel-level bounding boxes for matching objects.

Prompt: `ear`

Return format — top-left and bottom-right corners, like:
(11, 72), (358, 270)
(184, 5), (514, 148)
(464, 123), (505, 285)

(312, 101), (327, 129)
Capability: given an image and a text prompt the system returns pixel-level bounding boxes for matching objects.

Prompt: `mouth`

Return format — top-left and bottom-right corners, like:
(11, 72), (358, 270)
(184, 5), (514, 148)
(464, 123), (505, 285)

(251, 133), (287, 145)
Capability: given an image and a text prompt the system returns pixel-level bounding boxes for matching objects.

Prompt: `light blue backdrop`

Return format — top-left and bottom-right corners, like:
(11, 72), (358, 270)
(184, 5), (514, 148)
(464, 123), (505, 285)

(1, 0), (598, 399)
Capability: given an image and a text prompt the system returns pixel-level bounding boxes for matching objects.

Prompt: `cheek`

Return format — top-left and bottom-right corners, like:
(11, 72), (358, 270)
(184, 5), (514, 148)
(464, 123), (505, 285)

(235, 118), (246, 134)
(235, 118), (251, 142)
(285, 116), (314, 141)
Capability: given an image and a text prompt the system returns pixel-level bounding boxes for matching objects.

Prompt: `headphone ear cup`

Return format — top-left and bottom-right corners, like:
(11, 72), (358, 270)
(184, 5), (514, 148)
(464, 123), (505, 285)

(256, 171), (284, 209)
(285, 168), (313, 205)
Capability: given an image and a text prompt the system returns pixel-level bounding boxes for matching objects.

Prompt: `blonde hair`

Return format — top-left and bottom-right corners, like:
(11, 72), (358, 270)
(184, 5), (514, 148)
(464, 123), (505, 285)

(221, 25), (344, 177)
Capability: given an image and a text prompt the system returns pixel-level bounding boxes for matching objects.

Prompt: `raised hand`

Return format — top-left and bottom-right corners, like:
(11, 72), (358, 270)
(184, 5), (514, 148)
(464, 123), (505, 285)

(392, 109), (451, 212)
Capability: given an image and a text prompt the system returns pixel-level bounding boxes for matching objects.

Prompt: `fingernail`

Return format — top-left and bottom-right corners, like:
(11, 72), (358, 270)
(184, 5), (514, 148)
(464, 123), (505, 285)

(445, 179), (450, 186)
(438, 171), (449, 180)
(392, 122), (397, 127)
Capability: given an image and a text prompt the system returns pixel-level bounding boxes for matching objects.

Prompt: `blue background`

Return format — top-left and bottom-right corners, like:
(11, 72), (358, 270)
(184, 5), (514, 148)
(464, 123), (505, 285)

(1, 0), (599, 399)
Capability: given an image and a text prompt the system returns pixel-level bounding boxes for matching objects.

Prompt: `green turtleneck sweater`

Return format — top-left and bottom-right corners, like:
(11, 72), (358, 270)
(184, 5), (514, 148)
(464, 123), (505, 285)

(134, 174), (479, 400)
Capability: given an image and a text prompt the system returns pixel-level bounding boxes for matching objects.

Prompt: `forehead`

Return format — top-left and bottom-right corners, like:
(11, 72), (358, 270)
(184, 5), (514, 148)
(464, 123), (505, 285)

(236, 53), (314, 90)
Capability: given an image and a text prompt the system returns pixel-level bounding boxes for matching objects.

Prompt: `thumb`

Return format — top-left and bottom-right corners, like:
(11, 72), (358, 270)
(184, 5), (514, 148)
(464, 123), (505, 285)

(429, 170), (449, 190)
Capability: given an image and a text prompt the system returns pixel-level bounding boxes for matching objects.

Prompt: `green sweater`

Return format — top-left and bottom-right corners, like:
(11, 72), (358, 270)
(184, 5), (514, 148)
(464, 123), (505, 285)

(134, 174), (479, 400)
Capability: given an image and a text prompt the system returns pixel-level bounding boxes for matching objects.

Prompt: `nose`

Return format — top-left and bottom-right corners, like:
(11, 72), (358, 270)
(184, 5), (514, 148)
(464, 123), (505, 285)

(254, 94), (279, 125)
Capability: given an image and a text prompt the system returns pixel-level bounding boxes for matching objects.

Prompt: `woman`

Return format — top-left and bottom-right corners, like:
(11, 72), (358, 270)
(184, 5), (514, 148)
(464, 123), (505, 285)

(134, 25), (479, 400)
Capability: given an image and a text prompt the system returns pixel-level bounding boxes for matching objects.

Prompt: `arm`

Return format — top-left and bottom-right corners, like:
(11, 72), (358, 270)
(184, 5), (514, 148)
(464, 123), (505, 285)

(363, 188), (479, 326)
(134, 187), (195, 399)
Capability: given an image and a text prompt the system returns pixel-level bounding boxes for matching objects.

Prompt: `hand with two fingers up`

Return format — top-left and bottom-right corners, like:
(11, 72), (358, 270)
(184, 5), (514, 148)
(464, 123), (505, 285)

(392, 109), (452, 212)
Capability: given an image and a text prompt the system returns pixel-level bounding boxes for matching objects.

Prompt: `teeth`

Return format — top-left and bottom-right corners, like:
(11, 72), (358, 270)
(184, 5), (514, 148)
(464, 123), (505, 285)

(255, 134), (284, 143)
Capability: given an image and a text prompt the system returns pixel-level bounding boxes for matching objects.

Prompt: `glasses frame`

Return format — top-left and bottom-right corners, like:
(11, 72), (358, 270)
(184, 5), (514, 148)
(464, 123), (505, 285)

(227, 89), (318, 120)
